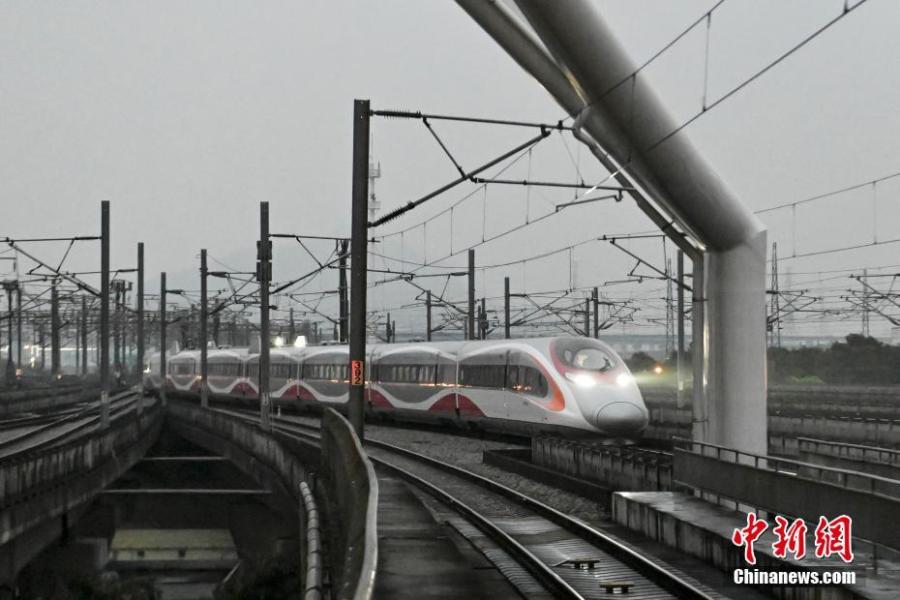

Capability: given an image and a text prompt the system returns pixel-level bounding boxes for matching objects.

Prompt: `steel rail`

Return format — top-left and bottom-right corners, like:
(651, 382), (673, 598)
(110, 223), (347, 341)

(0, 390), (140, 457)
(219, 409), (712, 600)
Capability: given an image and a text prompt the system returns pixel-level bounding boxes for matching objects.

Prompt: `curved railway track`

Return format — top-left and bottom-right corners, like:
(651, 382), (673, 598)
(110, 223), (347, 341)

(221, 406), (712, 600)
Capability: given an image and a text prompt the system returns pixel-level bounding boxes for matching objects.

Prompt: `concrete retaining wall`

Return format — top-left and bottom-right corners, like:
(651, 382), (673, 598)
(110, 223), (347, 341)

(0, 404), (163, 583)
(531, 437), (672, 491)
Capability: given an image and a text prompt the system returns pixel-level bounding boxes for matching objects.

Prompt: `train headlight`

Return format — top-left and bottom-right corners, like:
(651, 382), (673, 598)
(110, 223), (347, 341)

(566, 372), (597, 388)
(616, 372), (634, 387)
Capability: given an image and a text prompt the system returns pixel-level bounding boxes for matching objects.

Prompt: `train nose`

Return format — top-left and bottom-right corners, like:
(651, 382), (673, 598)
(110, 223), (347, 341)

(594, 401), (648, 436)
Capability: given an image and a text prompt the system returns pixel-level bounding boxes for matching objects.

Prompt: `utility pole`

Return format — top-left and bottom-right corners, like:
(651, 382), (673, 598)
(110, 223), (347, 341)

(100, 201), (110, 427)
(338, 239), (349, 343)
(348, 98), (369, 438)
(159, 272), (167, 406)
(504, 277), (511, 339)
(51, 279), (60, 376)
(467, 249), (475, 340)
(136, 243), (144, 383)
(258, 202), (272, 429)
(200, 248), (209, 408)
(676, 251), (686, 408)
(385, 312), (391, 342)
(592, 287), (599, 338)
(425, 291), (432, 341)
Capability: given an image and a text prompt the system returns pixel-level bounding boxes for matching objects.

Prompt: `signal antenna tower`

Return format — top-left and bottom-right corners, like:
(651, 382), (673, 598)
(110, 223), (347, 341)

(862, 268), (870, 337)
(769, 241), (781, 347)
(368, 138), (381, 220)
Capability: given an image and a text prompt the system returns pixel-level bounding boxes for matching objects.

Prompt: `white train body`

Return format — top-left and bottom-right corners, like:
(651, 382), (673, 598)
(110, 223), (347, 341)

(147, 337), (648, 438)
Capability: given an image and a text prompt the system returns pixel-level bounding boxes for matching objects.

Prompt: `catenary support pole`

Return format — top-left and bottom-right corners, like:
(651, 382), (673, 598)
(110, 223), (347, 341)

(676, 251), (685, 408)
(592, 287), (599, 338)
(467, 249), (475, 340)
(339, 239), (349, 343)
(691, 258), (706, 441)
(81, 297), (87, 376)
(16, 287), (22, 370)
(100, 201), (110, 427)
(159, 272), (167, 407)
(51, 279), (60, 376)
(200, 248), (208, 409)
(348, 99), (370, 438)
(504, 277), (511, 339)
(136, 243), (144, 385)
(259, 203), (271, 429)
(4, 285), (14, 381)
(583, 297), (590, 337)
(479, 298), (487, 339)
(425, 291), (432, 341)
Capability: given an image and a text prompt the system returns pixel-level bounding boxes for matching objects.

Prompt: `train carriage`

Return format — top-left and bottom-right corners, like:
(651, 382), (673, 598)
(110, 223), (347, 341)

(207, 348), (250, 398)
(150, 336), (648, 439)
(167, 350), (201, 394)
(245, 348), (303, 402)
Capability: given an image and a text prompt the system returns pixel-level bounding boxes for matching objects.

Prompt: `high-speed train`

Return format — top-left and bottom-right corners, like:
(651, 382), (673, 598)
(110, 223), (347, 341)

(144, 336), (649, 438)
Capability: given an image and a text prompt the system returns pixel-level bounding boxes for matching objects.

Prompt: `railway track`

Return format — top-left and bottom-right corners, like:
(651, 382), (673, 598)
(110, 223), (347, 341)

(221, 407), (712, 599)
(0, 389), (144, 458)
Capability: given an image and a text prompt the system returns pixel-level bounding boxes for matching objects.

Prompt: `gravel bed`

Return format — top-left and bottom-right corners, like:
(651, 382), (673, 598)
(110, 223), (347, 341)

(280, 411), (610, 523)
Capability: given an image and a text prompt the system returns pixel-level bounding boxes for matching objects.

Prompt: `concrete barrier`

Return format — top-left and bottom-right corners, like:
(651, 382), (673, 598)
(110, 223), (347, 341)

(531, 437), (672, 491)
(168, 403), (378, 600)
(300, 481), (322, 600)
(320, 408), (378, 600)
(673, 438), (900, 552)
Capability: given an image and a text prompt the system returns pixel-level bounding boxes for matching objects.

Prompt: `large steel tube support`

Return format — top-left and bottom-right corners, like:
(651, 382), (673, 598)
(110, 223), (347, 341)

(703, 234), (767, 453)
(458, 0), (768, 453)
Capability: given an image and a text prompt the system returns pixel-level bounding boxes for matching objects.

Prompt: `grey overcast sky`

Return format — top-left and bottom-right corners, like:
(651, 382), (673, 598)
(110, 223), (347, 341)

(2, 1), (899, 339)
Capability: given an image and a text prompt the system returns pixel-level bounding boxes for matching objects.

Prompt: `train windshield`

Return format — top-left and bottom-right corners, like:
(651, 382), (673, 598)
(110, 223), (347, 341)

(554, 339), (615, 372)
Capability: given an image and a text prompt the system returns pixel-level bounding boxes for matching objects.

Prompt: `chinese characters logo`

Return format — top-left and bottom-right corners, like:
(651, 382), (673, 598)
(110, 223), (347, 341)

(731, 513), (853, 564)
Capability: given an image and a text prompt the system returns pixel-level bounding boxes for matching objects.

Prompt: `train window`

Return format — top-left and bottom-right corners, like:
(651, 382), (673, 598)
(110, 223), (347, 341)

(306, 362), (347, 382)
(271, 363), (294, 379)
(554, 339), (614, 372)
(437, 364), (456, 386)
(247, 364), (260, 379)
(459, 364), (506, 388)
(169, 361), (194, 375)
(209, 362), (240, 377)
(508, 365), (548, 397)
(376, 363), (436, 384)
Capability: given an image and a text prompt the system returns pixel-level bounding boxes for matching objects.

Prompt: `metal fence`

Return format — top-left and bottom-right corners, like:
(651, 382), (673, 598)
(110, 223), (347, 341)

(673, 437), (900, 552)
